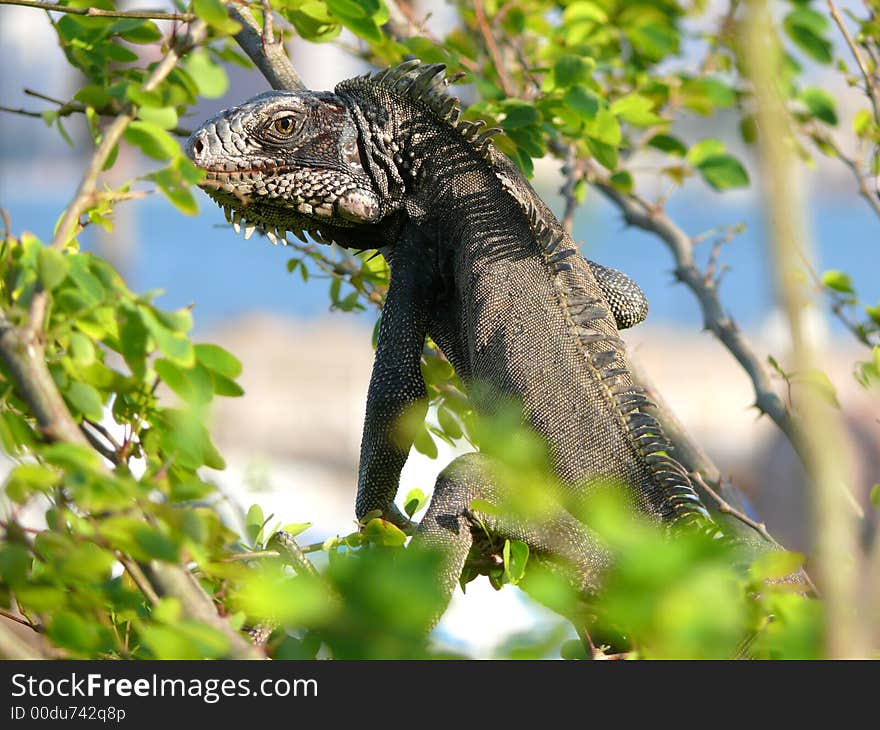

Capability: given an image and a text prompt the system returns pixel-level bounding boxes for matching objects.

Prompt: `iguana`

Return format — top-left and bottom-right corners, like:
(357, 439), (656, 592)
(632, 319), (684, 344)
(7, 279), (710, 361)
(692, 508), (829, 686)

(186, 61), (764, 636)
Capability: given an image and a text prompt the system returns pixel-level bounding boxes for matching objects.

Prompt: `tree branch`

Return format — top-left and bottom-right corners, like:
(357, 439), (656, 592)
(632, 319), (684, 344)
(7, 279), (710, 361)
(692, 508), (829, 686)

(585, 161), (808, 466)
(228, 5), (305, 91)
(803, 121), (880, 221)
(473, 0), (515, 97)
(560, 147), (582, 236)
(827, 0), (880, 125)
(0, 607), (39, 632)
(0, 0), (195, 21)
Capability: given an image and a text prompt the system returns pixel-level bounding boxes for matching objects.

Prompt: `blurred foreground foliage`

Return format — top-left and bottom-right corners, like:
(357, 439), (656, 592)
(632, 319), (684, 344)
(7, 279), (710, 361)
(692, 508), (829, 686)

(0, 0), (876, 658)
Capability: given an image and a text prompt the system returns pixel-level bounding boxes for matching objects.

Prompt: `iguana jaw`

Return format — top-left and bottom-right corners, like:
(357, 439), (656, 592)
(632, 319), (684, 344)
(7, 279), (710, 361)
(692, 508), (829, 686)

(186, 90), (384, 247)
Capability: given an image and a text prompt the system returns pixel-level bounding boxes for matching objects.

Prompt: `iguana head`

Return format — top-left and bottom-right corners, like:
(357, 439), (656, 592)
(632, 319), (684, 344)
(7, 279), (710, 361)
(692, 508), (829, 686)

(188, 61), (497, 248)
(186, 90), (385, 247)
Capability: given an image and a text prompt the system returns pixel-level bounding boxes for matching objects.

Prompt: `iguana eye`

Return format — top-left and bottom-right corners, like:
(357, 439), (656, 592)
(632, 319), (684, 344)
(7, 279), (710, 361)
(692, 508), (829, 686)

(272, 117), (295, 135)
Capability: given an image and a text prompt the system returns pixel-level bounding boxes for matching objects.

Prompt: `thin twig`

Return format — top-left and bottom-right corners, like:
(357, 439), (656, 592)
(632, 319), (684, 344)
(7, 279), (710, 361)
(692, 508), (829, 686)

(260, 0), (274, 47)
(83, 417), (122, 451)
(221, 549), (281, 562)
(0, 0), (195, 21)
(804, 123), (880, 221)
(473, 0), (515, 97)
(383, 0), (480, 73)
(560, 147), (581, 235)
(119, 555), (160, 605)
(827, 0), (880, 124)
(691, 471), (775, 544)
(0, 608), (40, 632)
(81, 424), (120, 464)
(0, 90), (194, 138)
(0, 105), (43, 119)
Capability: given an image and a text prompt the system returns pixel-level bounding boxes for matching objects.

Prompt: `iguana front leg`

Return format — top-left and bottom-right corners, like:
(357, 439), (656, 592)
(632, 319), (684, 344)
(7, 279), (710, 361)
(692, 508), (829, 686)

(356, 229), (434, 527)
(413, 453), (611, 624)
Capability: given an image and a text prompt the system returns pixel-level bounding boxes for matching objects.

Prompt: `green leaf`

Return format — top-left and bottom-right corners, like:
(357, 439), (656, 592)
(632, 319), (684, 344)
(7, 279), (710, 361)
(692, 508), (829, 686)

(124, 121), (179, 161)
(563, 1), (608, 23)
(6, 464), (58, 503)
(587, 138), (618, 170)
(680, 78), (736, 115)
(500, 102), (539, 130)
(853, 109), (873, 136)
(553, 55), (594, 87)
(140, 307), (195, 365)
(194, 343), (242, 379)
(502, 539), (529, 585)
(648, 133), (687, 157)
(37, 246), (69, 291)
(696, 154), (750, 191)
(793, 368), (841, 408)
(870, 484), (880, 509)
(281, 523), (311, 538)
(245, 504), (265, 546)
(362, 518), (407, 547)
(185, 49), (229, 99)
(68, 332), (95, 366)
(155, 358), (213, 405)
(821, 269), (854, 294)
(403, 487), (428, 518)
(739, 114), (759, 144)
(0, 544), (30, 586)
(288, 2), (341, 42)
(113, 18), (162, 44)
(585, 108), (621, 146)
(193, 0), (241, 34)
(784, 8), (832, 64)
(412, 424), (438, 459)
(610, 170), (634, 193)
(563, 85), (600, 120)
(686, 138), (726, 166)
(64, 381), (104, 421)
(208, 372), (244, 397)
(327, 0), (382, 42)
(48, 611), (107, 654)
(801, 88), (837, 125)
(137, 106), (179, 130)
(610, 94), (663, 126)
(750, 550), (805, 581)
(436, 406), (462, 440)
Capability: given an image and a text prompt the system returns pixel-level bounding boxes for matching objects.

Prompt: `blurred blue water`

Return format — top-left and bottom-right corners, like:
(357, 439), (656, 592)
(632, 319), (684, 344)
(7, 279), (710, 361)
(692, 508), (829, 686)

(3, 187), (877, 334)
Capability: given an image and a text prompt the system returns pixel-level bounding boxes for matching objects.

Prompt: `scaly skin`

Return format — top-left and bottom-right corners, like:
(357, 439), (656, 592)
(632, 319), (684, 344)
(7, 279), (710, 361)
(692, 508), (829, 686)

(187, 61), (728, 623)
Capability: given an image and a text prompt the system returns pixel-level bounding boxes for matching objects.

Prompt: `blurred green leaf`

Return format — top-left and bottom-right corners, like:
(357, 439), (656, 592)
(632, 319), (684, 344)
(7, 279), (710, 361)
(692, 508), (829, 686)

(37, 246), (69, 291)
(123, 121), (179, 161)
(801, 87), (837, 125)
(503, 539), (529, 585)
(821, 269), (855, 294)
(363, 518), (407, 547)
(185, 48), (230, 98)
(696, 154), (750, 191)
(784, 8), (832, 64)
